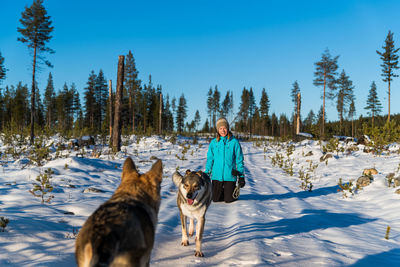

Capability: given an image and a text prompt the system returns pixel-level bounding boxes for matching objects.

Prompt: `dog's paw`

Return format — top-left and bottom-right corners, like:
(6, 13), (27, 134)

(189, 231), (194, 237)
(181, 240), (189, 246)
(195, 251), (204, 257)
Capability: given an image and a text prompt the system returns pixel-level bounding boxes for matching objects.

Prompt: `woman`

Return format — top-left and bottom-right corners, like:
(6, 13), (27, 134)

(205, 117), (245, 203)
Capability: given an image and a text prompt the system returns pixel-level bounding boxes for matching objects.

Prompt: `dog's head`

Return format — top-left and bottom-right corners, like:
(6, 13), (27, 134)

(115, 157), (163, 210)
(173, 170), (206, 206)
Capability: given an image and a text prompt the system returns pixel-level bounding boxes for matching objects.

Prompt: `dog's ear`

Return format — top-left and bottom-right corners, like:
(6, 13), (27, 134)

(172, 171), (183, 186)
(185, 169), (191, 175)
(149, 159), (163, 184)
(123, 157), (137, 174)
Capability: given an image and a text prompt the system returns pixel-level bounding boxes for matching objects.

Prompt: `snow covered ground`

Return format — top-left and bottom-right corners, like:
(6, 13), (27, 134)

(0, 135), (400, 266)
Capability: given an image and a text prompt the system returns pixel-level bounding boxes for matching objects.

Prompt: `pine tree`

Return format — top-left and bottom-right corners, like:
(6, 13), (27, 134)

(212, 85), (220, 128)
(206, 87), (213, 131)
(35, 84), (45, 128)
(336, 70), (354, 134)
(376, 30), (399, 122)
(162, 94), (174, 132)
(248, 87), (257, 135)
(84, 71), (97, 131)
(12, 83), (30, 131)
(95, 69), (108, 132)
(238, 87), (250, 132)
(0, 52), (7, 131)
(303, 110), (315, 129)
(313, 48), (339, 138)
(0, 51), (7, 84)
(220, 91), (233, 120)
(259, 88), (270, 135)
(193, 110), (200, 132)
(17, 0), (54, 144)
(124, 50), (141, 132)
(291, 81), (301, 134)
(176, 94), (187, 133)
(364, 81), (382, 127)
(290, 81), (300, 113)
(348, 99), (356, 137)
(43, 72), (55, 128)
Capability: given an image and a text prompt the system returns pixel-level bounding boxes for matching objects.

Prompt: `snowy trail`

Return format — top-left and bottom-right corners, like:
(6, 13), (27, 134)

(2, 136), (400, 266)
(152, 141), (400, 266)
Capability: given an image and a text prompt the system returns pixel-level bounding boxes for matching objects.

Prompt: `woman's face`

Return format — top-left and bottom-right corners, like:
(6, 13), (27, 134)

(218, 126), (228, 137)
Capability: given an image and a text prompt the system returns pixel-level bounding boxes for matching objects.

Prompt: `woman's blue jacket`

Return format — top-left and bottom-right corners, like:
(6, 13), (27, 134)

(205, 135), (244, 182)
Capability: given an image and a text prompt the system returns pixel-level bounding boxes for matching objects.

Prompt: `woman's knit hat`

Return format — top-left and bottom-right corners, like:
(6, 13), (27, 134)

(216, 117), (229, 131)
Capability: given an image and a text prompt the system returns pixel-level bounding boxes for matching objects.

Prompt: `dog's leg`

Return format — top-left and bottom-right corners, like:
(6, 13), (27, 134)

(188, 218), (195, 237)
(195, 216), (205, 257)
(180, 212), (189, 246)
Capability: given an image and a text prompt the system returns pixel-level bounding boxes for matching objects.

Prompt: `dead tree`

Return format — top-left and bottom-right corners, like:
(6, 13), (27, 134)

(296, 92), (301, 135)
(112, 56), (124, 152)
(109, 80), (113, 139)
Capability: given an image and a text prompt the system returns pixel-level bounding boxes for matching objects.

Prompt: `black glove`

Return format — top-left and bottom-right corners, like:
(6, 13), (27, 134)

(238, 176), (245, 188)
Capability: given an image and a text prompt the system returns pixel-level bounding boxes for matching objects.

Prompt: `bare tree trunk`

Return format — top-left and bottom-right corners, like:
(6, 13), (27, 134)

(30, 45), (37, 145)
(322, 73), (326, 139)
(109, 80), (113, 138)
(159, 93), (162, 135)
(296, 92), (301, 135)
(112, 56), (124, 152)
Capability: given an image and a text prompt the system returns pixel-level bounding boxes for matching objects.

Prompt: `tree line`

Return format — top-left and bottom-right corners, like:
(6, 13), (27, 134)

(1, 0), (399, 141)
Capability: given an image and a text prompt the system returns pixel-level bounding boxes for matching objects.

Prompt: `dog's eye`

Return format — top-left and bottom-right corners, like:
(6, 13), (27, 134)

(184, 184), (189, 189)
(194, 185), (198, 190)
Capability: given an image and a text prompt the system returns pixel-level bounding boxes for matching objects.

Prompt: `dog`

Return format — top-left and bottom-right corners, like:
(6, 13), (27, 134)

(75, 157), (163, 267)
(172, 170), (212, 257)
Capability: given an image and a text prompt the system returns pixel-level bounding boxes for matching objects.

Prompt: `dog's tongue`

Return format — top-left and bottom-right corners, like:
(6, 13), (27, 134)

(187, 199), (194, 205)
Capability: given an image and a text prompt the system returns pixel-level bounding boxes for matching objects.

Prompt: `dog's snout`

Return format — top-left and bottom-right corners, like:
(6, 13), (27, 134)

(187, 192), (193, 199)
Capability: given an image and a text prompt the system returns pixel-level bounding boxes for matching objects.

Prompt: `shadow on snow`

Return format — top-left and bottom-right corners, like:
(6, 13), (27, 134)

(240, 185), (339, 201)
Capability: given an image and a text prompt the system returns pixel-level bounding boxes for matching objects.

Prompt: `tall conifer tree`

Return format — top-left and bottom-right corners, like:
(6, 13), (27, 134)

(336, 70), (354, 134)
(176, 94), (187, 133)
(313, 48), (339, 138)
(17, 0), (54, 143)
(376, 30), (399, 122)
(43, 72), (55, 128)
(0, 51), (7, 84)
(364, 81), (382, 127)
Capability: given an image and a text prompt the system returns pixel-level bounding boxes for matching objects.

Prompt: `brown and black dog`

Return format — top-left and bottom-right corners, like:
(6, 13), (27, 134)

(75, 157), (163, 267)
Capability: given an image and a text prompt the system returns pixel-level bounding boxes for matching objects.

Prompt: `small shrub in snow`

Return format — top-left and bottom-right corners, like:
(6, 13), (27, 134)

(270, 152), (284, 168)
(0, 216), (9, 232)
(29, 168), (54, 204)
(338, 178), (358, 198)
(282, 159), (294, 176)
(323, 138), (343, 156)
(299, 168), (313, 191)
(29, 136), (51, 166)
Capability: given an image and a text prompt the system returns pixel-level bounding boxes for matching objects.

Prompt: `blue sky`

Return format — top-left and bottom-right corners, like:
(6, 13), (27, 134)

(1, 0), (400, 126)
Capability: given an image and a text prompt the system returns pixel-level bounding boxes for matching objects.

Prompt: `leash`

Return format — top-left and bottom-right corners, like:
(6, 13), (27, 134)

(232, 169), (241, 199)
(232, 184), (240, 199)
